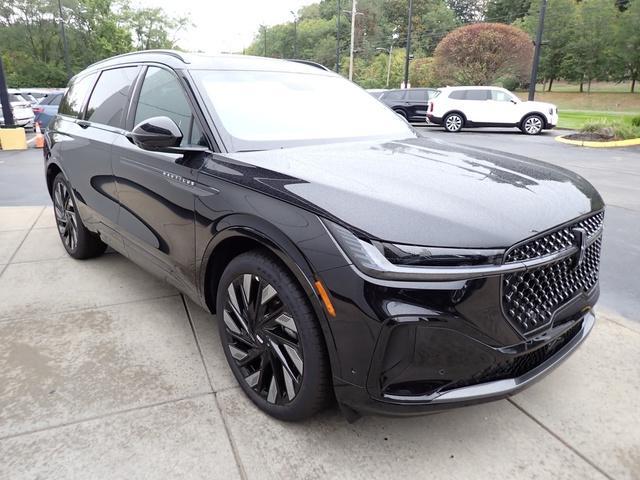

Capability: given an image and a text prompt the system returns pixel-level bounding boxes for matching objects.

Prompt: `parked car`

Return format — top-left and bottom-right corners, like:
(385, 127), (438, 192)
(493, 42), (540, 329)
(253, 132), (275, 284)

(45, 51), (603, 421)
(377, 88), (437, 122)
(427, 86), (558, 135)
(32, 90), (65, 129)
(0, 89), (35, 128)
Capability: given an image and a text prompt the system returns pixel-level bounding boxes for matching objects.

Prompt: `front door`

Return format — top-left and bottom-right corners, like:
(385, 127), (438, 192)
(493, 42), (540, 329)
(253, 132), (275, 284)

(112, 66), (209, 295)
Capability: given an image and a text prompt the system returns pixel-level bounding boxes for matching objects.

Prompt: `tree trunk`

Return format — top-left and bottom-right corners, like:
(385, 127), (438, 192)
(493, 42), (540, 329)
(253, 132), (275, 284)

(632, 75), (636, 93)
(579, 75), (584, 93)
(548, 77), (554, 92)
(588, 78), (592, 93)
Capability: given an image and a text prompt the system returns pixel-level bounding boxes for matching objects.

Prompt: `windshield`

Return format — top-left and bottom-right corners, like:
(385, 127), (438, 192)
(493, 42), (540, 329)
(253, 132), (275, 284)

(191, 69), (415, 151)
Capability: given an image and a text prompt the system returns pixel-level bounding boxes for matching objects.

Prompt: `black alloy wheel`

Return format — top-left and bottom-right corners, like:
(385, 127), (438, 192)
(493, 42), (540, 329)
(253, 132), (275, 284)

(52, 173), (107, 259)
(217, 251), (330, 421)
(53, 178), (78, 252)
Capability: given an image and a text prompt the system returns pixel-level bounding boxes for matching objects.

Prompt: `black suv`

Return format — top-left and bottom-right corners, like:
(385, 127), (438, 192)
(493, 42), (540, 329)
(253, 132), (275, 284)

(377, 88), (437, 122)
(45, 51), (603, 421)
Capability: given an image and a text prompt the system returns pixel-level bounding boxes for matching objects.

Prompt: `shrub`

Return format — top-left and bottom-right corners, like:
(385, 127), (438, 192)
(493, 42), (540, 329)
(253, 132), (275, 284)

(496, 75), (520, 91)
(580, 121), (640, 140)
(632, 115), (640, 127)
(432, 23), (533, 86)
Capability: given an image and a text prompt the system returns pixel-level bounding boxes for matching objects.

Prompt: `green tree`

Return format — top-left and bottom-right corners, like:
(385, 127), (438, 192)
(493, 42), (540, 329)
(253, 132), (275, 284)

(562, 0), (617, 92)
(485, 0), (531, 23)
(446, 0), (486, 23)
(614, 0), (640, 91)
(519, 0), (577, 91)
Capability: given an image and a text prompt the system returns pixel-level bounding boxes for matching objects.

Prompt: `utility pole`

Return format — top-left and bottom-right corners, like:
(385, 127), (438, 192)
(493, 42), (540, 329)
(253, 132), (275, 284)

(290, 11), (298, 58)
(0, 57), (15, 127)
(57, 0), (72, 80)
(403, 0), (413, 89)
(528, 0), (547, 101)
(261, 25), (267, 57)
(336, 0), (341, 73)
(348, 0), (357, 81)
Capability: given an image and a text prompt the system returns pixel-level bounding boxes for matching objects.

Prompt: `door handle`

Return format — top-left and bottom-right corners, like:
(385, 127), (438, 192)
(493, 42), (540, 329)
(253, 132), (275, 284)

(77, 120), (90, 129)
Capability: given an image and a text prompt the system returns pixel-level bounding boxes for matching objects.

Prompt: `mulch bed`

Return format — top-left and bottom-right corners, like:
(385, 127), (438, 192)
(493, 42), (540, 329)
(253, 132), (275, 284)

(564, 132), (616, 142)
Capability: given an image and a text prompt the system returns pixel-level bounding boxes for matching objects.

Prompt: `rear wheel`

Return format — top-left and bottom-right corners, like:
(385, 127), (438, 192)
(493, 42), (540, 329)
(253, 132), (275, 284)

(216, 250), (331, 421)
(393, 108), (408, 120)
(52, 173), (107, 259)
(521, 114), (544, 135)
(444, 113), (464, 132)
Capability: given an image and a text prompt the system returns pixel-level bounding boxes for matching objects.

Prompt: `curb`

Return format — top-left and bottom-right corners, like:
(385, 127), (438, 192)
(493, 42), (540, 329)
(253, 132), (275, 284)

(555, 135), (640, 148)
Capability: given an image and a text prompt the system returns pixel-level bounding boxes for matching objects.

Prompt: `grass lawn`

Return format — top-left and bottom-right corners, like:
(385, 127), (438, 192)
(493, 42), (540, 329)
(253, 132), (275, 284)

(557, 111), (638, 130)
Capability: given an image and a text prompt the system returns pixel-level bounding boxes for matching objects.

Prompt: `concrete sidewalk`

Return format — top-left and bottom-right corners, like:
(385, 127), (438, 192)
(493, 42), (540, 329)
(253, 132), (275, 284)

(0, 206), (638, 479)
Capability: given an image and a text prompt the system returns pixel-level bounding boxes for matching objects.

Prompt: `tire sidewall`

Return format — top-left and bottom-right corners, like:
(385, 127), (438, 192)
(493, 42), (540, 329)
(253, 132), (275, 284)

(444, 113), (463, 132)
(52, 173), (80, 257)
(215, 251), (328, 421)
(522, 114), (544, 135)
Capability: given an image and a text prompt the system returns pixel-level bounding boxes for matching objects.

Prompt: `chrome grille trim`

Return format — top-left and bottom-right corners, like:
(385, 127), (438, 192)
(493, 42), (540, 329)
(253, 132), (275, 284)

(501, 211), (603, 337)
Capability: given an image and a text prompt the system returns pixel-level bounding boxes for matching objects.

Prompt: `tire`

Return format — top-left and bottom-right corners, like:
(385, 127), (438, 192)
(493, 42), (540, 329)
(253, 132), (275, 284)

(394, 108), (408, 120)
(443, 112), (464, 132)
(216, 250), (331, 421)
(52, 173), (107, 259)
(521, 114), (544, 135)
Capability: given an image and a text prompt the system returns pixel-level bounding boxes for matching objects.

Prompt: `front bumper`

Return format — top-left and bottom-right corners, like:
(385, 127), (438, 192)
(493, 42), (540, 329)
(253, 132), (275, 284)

(319, 261), (598, 417)
(334, 310), (594, 416)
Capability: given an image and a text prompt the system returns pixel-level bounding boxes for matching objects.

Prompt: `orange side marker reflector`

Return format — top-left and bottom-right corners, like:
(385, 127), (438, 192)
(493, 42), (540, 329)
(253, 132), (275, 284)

(314, 280), (336, 317)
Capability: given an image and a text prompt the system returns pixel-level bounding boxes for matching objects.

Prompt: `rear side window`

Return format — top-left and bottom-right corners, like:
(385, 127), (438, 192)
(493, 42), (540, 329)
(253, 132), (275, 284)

(134, 67), (204, 147)
(448, 90), (466, 100)
(466, 90), (490, 101)
(59, 73), (97, 118)
(50, 94), (62, 106)
(383, 90), (405, 101)
(406, 89), (426, 102)
(86, 67), (138, 128)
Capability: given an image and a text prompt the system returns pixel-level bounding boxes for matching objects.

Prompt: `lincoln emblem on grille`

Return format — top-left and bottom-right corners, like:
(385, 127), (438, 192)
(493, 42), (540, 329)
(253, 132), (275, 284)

(572, 227), (587, 268)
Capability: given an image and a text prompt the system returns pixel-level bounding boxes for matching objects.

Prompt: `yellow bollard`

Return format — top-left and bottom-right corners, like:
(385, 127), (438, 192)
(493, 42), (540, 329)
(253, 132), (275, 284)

(0, 127), (28, 150)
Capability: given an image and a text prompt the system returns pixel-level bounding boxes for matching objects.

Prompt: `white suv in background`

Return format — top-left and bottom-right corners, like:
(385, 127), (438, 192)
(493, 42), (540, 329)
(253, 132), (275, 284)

(427, 86), (558, 135)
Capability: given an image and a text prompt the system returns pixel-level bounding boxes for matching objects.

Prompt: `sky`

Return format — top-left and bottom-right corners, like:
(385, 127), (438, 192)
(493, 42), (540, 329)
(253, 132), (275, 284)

(134, 0), (319, 54)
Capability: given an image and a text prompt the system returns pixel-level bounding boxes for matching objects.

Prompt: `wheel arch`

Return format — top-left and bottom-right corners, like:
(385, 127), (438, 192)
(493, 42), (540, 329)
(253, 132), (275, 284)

(444, 110), (467, 123)
(45, 162), (63, 198)
(198, 214), (341, 376)
(520, 111), (548, 128)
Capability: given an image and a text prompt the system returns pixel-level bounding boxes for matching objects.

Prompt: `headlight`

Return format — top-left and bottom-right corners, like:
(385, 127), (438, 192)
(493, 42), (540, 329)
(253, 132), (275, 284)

(323, 220), (509, 281)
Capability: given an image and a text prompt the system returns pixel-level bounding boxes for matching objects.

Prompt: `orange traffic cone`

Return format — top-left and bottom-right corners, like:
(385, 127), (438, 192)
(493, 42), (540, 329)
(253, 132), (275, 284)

(34, 122), (44, 149)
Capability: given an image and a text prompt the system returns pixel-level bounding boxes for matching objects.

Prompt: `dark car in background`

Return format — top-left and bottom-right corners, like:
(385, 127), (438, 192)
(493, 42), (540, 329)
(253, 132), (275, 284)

(33, 91), (64, 129)
(44, 51), (603, 421)
(377, 87), (437, 122)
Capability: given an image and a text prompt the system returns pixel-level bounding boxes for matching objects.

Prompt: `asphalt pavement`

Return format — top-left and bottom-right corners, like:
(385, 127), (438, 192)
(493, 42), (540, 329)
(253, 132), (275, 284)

(1, 132), (639, 479)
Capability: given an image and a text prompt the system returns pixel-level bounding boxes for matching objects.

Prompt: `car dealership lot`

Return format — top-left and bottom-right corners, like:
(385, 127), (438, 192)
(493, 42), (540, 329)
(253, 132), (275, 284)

(1, 135), (639, 479)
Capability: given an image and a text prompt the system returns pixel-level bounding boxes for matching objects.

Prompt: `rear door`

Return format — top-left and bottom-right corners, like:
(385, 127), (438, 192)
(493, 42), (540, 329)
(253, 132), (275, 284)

(405, 89), (429, 122)
(462, 89), (491, 123)
(60, 66), (140, 244)
(112, 65), (209, 295)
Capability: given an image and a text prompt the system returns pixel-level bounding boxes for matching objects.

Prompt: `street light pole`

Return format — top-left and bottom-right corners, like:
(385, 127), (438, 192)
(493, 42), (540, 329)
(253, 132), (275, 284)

(57, 0), (72, 80)
(403, 0), (413, 89)
(261, 25), (267, 56)
(0, 57), (15, 128)
(528, 0), (547, 101)
(348, 0), (357, 81)
(336, 0), (341, 73)
(290, 11), (298, 58)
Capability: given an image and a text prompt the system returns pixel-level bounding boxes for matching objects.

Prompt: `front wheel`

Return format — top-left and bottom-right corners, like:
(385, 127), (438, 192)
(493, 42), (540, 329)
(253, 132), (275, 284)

(216, 250), (331, 421)
(521, 114), (544, 135)
(52, 173), (107, 259)
(444, 113), (464, 132)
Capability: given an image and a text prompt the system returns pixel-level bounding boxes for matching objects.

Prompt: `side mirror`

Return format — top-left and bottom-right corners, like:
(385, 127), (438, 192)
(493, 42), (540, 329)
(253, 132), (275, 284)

(126, 116), (183, 152)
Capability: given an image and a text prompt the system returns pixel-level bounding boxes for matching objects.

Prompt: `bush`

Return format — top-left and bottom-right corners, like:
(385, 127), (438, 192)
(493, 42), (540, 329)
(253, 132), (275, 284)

(632, 115), (640, 127)
(433, 23), (533, 86)
(580, 121), (640, 140)
(496, 75), (520, 91)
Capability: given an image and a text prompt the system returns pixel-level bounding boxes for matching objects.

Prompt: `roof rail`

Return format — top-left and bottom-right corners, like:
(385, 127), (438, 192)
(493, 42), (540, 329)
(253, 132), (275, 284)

(86, 50), (189, 70)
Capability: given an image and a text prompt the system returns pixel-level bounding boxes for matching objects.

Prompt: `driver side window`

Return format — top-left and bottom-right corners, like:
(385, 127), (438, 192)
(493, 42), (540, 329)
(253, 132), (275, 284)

(134, 67), (207, 147)
(491, 90), (513, 102)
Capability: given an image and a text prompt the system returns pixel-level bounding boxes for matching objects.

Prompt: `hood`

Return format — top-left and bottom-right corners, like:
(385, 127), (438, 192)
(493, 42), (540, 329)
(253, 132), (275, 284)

(220, 136), (603, 248)
(523, 100), (556, 112)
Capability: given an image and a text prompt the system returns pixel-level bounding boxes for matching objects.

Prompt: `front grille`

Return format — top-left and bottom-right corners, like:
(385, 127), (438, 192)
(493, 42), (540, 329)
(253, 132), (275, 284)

(502, 212), (603, 336)
(445, 320), (583, 391)
(505, 211), (603, 263)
